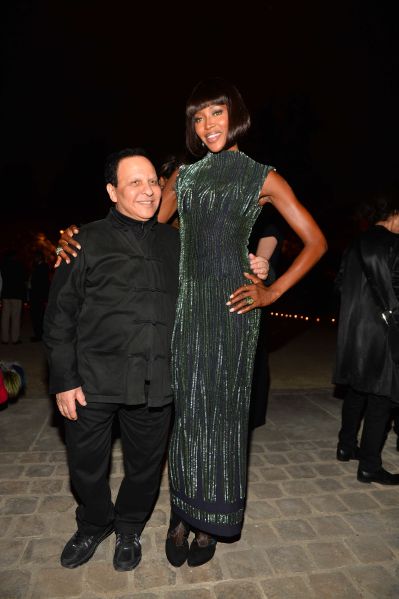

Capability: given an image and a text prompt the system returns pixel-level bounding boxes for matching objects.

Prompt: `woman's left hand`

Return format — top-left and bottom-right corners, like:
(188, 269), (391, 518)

(248, 253), (269, 280)
(227, 272), (281, 314)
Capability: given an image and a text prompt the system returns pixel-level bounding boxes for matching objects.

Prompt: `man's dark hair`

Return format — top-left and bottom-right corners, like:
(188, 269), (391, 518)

(104, 148), (149, 187)
(360, 192), (399, 224)
(185, 77), (251, 157)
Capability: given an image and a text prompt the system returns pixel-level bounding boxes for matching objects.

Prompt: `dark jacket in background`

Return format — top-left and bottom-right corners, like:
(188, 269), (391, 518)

(0, 254), (26, 300)
(333, 225), (399, 400)
(43, 208), (179, 406)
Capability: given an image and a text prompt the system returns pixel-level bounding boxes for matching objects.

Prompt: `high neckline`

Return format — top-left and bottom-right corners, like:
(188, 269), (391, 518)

(109, 207), (157, 235)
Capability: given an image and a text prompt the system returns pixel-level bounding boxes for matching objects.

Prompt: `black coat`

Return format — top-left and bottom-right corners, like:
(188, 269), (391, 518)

(333, 225), (399, 400)
(43, 209), (179, 406)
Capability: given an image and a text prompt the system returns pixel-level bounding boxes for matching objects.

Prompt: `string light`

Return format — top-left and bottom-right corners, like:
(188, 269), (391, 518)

(268, 311), (337, 325)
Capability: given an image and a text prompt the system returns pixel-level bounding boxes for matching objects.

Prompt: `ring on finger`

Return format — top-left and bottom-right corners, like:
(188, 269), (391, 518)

(55, 246), (63, 256)
(245, 297), (254, 305)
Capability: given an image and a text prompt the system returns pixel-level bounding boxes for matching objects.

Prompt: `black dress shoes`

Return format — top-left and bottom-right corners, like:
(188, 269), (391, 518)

(113, 532), (142, 571)
(60, 523), (114, 568)
(187, 532), (217, 567)
(336, 446), (360, 462)
(357, 467), (399, 485)
(165, 521), (190, 567)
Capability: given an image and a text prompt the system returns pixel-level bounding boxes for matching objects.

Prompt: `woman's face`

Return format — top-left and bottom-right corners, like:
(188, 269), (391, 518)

(194, 104), (233, 153)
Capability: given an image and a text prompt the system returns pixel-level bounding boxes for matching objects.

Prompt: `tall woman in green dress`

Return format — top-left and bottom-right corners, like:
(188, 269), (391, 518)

(158, 78), (327, 567)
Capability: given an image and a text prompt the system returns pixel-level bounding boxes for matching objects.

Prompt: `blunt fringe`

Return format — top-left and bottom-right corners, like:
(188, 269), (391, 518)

(185, 78), (251, 157)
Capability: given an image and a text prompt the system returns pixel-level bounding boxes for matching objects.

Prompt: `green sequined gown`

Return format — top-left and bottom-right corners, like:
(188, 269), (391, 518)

(169, 150), (274, 537)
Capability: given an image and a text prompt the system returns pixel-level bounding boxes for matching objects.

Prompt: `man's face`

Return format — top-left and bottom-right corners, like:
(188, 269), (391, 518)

(106, 156), (161, 221)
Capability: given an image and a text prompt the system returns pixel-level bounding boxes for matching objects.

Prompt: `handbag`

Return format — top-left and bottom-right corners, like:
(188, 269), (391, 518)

(357, 242), (399, 364)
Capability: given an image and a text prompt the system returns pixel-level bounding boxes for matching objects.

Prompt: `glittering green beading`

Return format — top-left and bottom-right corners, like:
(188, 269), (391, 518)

(169, 150), (273, 536)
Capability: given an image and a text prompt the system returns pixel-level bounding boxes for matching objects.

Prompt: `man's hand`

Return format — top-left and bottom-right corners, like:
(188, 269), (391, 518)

(54, 225), (81, 268)
(227, 272), (281, 314)
(248, 253), (269, 280)
(56, 387), (87, 420)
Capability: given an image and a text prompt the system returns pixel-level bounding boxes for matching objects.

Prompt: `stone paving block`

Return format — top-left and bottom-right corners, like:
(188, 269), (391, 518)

(285, 451), (315, 464)
(48, 451), (68, 463)
(0, 453), (20, 464)
(37, 495), (75, 513)
(245, 500), (280, 521)
(264, 453), (289, 466)
(0, 517), (13, 537)
(339, 491), (381, 511)
(248, 469), (261, 483)
(272, 519), (317, 542)
(251, 442), (268, 453)
(386, 533), (399, 553)
(307, 494), (348, 513)
(259, 467), (290, 481)
(12, 514), (48, 538)
(21, 537), (64, 565)
(264, 442), (291, 453)
(30, 478), (64, 494)
(312, 463), (345, 477)
(31, 566), (83, 598)
(344, 534), (395, 563)
(339, 475), (365, 490)
(85, 562), (129, 594)
(280, 480), (319, 496)
(19, 451), (49, 463)
(347, 564), (399, 598)
(312, 478), (344, 492)
(260, 576), (313, 599)
(371, 489), (399, 507)
(24, 464), (56, 478)
(0, 480), (30, 494)
(115, 594), (158, 599)
(307, 515), (352, 537)
(248, 483), (283, 499)
(342, 511), (385, 534)
(54, 463), (70, 476)
(306, 541), (356, 568)
(379, 507), (399, 531)
(0, 569), (31, 599)
(314, 449), (336, 461)
(283, 464), (317, 479)
(288, 440), (316, 450)
(0, 539), (26, 567)
(266, 545), (315, 574)
(132, 555), (176, 591)
(165, 588), (213, 599)
(1, 496), (38, 515)
(274, 497), (312, 516)
(214, 580), (264, 599)
(308, 572), (362, 599)
(248, 454), (266, 467)
(145, 508), (167, 528)
(0, 465), (24, 479)
(47, 514), (77, 536)
(241, 523), (280, 547)
(222, 549), (272, 579)
(179, 557), (224, 584)
(33, 434), (65, 452)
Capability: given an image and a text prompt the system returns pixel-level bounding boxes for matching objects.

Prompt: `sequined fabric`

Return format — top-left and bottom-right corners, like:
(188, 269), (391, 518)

(169, 150), (274, 537)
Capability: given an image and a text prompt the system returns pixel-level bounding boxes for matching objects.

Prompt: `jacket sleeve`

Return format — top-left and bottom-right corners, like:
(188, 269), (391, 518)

(42, 240), (86, 394)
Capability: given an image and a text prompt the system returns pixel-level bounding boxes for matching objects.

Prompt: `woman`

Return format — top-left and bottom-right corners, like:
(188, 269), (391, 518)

(56, 78), (326, 567)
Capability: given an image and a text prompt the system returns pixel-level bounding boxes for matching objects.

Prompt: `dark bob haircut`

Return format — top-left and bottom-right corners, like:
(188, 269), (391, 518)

(104, 147), (149, 187)
(185, 78), (251, 157)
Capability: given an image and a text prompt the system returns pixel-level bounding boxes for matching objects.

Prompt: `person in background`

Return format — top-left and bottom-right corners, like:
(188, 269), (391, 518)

(333, 194), (399, 484)
(0, 249), (26, 344)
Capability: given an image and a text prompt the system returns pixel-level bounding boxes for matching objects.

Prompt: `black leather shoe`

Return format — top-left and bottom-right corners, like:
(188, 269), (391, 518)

(357, 467), (399, 485)
(336, 446), (360, 462)
(113, 532), (141, 571)
(60, 523), (114, 568)
(165, 521), (190, 567)
(187, 533), (217, 567)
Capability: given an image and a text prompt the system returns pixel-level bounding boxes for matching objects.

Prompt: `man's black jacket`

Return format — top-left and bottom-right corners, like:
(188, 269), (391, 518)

(43, 208), (179, 406)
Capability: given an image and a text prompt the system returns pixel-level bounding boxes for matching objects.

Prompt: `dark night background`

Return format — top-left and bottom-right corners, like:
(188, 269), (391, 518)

(1, 0), (398, 314)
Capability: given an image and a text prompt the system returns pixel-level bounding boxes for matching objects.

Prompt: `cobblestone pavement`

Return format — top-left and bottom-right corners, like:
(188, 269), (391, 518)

(1, 340), (399, 598)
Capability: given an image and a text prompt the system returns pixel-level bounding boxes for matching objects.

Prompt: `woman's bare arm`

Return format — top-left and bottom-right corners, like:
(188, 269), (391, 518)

(157, 168), (179, 223)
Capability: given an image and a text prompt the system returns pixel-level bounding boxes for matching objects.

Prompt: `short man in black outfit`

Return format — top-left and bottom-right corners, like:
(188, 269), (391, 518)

(43, 148), (179, 570)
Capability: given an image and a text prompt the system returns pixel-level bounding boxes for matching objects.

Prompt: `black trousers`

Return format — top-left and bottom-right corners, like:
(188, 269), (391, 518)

(338, 387), (394, 472)
(65, 401), (172, 535)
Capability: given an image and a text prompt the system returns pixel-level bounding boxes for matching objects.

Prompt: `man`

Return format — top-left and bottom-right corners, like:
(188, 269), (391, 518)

(43, 148), (179, 570)
(333, 194), (399, 484)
